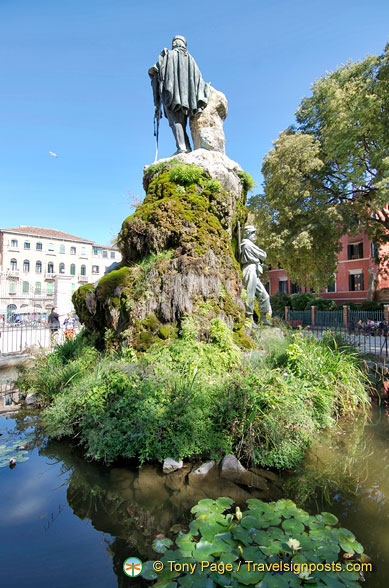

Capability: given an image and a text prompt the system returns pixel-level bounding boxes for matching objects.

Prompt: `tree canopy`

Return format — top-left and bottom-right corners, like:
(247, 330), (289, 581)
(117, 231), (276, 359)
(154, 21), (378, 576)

(249, 43), (389, 291)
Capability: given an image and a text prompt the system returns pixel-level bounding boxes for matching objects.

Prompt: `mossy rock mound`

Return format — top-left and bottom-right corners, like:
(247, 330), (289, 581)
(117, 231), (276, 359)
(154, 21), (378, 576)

(73, 152), (250, 350)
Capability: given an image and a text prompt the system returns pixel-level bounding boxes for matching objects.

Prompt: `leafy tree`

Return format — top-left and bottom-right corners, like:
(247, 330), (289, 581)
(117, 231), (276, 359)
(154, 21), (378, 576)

(250, 43), (389, 290)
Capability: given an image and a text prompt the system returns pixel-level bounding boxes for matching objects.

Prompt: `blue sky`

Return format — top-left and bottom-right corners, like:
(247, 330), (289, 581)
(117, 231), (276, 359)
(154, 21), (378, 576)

(1, 0), (388, 245)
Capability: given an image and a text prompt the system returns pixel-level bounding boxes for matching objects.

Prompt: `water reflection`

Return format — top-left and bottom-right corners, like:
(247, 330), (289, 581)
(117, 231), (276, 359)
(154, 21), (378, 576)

(39, 437), (282, 586)
(285, 406), (389, 587)
(3, 408), (389, 587)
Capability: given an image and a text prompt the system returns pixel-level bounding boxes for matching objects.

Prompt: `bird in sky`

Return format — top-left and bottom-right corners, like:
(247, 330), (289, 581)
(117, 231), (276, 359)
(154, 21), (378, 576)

(49, 151), (58, 158)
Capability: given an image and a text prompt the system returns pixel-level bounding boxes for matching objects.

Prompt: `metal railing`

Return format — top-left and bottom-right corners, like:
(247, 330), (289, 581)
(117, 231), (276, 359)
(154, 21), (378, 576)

(315, 309), (344, 327)
(305, 324), (388, 358)
(349, 310), (384, 324)
(0, 324), (81, 355)
(289, 310), (312, 326)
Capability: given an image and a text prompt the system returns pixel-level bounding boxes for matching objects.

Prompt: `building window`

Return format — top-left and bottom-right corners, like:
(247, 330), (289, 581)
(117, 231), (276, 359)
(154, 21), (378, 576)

(23, 260), (30, 272)
(110, 251), (115, 259)
(347, 243), (363, 260)
(24, 241), (30, 249)
(47, 281), (54, 295)
(48, 242), (54, 252)
(92, 246), (99, 256)
(9, 280), (16, 294)
(72, 283), (76, 293)
(10, 259), (17, 270)
(349, 273), (364, 291)
(59, 244), (65, 253)
(36, 242), (42, 250)
(81, 247), (86, 256)
(103, 250), (108, 258)
(279, 279), (288, 293)
(92, 265), (99, 274)
(327, 282), (336, 293)
(22, 281), (29, 293)
(59, 263), (65, 274)
(10, 239), (18, 248)
(36, 261), (42, 273)
(47, 262), (54, 274)
(70, 264), (76, 276)
(290, 282), (301, 294)
(80, 265), (86, 276)
(35, 282), (41, 294)
(70, 246), (76, 255)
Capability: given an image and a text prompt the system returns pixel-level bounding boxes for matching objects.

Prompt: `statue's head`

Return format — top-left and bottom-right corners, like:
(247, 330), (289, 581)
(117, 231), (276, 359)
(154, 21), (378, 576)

(243, 225), (257, 240)
(172, 35), (187, 49)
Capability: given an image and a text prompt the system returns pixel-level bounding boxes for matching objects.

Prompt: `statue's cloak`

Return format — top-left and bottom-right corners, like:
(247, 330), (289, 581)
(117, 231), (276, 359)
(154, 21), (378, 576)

(149, 47), (210, 116)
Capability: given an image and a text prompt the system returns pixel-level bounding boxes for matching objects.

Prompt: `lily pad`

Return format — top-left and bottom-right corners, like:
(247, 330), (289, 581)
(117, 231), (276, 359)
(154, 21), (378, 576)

(153, 537), (174, 553)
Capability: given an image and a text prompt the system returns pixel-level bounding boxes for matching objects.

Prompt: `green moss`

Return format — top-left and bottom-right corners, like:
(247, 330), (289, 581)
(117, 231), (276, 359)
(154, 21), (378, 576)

(96, 267), (132, 301)
(233, 327), (256, 349)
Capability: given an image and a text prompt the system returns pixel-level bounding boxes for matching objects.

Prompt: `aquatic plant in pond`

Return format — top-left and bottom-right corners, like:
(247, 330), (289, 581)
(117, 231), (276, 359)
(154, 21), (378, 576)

(142, 497), (368, 587)
(0, 427), (33, 467)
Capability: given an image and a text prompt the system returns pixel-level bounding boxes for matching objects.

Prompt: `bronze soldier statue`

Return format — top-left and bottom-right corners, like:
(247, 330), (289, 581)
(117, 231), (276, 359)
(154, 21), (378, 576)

(148, 36), (210, 155)
(240, 225), (272, 326)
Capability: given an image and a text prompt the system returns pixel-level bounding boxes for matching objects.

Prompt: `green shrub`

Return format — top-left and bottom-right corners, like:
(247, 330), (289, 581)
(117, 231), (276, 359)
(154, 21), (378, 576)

(141, 497), (367, 587)
(270, 291), (291, 312)
(290, 292), (315, 310)
(237, 170), (256, 192)
(308, 297), (337, 310)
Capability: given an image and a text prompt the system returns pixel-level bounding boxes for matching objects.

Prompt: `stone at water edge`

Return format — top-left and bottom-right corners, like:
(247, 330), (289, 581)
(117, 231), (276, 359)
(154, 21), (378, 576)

(220, 454), (246, 474)
(163, 458), (184, 474)
(220, 454), (269, 491)
(189, 461), (215, 476)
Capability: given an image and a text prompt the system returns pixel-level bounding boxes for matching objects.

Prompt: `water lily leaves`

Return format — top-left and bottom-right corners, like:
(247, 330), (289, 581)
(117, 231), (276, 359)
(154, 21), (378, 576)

(145, 498), (368, 587)
(315, 512), (339, 526)
(0, 430), (33, 468)
(241, 515), (264, 530)
(339, 539), (363, 555)
(255, 571), (296, 587)
(154, 567), (180, 587)
(191, 498), (227, 515)
(246, 498), (273, 512)
(231, 563), (264, 585)
(153, 537), (173, 553)
(251, 530), (272, 546)
(175, 533), (195, 558)
(141, 560), (159, 581)
(258, 540), (283, 556)
(215, 497), (234, 509)
(282, 518), (305, 534)
(193, 540), (215, 562)
(231, 525), (252, 546)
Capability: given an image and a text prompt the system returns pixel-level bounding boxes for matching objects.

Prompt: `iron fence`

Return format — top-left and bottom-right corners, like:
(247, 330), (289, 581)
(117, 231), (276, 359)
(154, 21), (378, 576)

(304, 324), (388, 358)
(0, 324), (81, 355)
(315, 310), (344, 327)
(349, 310), (385, 324)
(289, 310), (312, 326)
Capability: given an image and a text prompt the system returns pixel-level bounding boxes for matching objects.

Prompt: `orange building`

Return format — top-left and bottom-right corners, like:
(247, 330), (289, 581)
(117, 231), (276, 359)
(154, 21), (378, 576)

(268, 231), (389, 305)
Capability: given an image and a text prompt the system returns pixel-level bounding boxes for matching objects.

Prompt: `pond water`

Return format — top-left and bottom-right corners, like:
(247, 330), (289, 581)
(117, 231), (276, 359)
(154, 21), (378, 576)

(0, 406), (388, 587)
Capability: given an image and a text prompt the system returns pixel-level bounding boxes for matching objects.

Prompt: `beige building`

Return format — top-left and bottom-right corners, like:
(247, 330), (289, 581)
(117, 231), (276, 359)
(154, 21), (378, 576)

(0, 226), (121, 320)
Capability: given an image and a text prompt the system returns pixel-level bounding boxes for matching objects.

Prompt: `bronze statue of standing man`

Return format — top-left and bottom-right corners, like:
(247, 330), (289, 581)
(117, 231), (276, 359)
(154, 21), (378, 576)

(240, 225), (272, 326)
(148, 36), (210, 155)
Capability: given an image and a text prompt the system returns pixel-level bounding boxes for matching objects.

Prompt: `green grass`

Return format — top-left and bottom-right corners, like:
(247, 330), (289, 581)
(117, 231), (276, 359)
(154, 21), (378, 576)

(19, 323), (370, 469)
